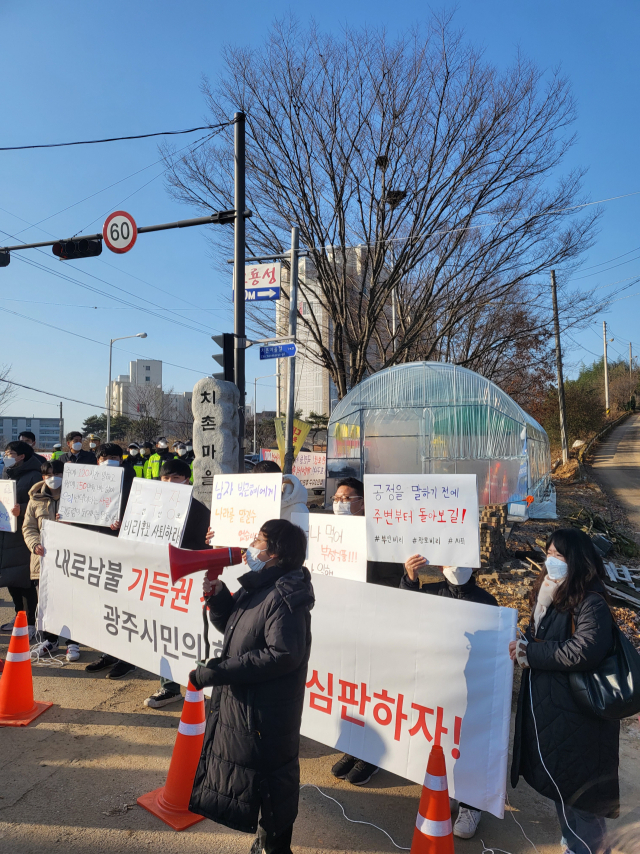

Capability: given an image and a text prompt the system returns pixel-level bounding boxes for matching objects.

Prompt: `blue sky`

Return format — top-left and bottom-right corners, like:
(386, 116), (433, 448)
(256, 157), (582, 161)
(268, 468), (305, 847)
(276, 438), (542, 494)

(1, 1), (638, 430)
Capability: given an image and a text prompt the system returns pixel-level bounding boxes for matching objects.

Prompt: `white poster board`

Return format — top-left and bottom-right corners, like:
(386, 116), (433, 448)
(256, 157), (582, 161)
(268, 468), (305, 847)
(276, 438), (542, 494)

(210, 473), (282, 548)
(261, 449), (326, 489)
(58, 463), (124, 528)
(39, 520), (515, 817)
(0, 480), (17, 533)
(119, 479), (192, 546)
(364, 474), (480, 567)
(292, 512), (367, 582)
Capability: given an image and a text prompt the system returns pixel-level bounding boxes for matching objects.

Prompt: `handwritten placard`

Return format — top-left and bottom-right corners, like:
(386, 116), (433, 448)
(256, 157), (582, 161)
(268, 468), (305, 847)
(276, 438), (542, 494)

(119, 478), (193, 546)
(261, 449), (326, 489)
(58, 464), (124, 528)
(364, 474), (480, 567)
(291, 512), (367, 582)
(210, 473), (282, 547)
(0, 480), (17, 533)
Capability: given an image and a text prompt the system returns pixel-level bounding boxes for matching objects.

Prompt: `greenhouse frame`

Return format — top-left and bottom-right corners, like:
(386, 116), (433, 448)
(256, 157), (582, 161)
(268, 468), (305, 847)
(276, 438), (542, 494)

(326, 362), (552, 512)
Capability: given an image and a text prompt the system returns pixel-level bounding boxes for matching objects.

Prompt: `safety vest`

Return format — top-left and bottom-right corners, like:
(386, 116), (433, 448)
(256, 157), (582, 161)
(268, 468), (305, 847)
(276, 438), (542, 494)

(144, 452), (175, 479)
(132, 459), (145, 477)
(51, 450), (64, 461)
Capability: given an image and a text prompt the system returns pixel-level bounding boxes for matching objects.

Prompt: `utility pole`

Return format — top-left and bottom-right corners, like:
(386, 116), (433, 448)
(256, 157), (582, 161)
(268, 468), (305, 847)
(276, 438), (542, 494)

(59, 401), (63, 447)
(391, 288), (397, 353)
(630, 342), (634, 404)
(234, 111), (246, 473)
(550, 270), (568, 464)
(603, 321), (610, 414)
(283, 226), (300, 475)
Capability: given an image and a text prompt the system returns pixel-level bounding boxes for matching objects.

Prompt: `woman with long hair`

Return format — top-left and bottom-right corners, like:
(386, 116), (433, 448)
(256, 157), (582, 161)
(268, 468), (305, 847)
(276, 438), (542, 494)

(189, 519), (314, 854)
(510, 528), (619, 854)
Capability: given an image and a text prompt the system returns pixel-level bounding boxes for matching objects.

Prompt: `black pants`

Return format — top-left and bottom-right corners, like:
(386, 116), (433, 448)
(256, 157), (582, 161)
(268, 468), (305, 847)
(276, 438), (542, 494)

(8, 581), (38, 626)
(257, 822), (293, 854)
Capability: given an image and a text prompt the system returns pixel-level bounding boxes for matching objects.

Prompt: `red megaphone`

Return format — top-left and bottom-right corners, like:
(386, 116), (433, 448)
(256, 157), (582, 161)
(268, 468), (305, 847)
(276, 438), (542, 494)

(168, 544), (243, 585)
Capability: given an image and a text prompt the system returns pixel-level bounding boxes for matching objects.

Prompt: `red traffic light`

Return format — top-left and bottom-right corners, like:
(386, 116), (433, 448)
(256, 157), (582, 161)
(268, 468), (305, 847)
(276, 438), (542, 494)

(52, 238), (102, 260)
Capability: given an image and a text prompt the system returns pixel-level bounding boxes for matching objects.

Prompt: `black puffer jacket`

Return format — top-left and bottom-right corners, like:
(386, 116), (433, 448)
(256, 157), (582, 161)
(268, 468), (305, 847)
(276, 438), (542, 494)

(511, 583), (619, 818)
(189, 563), (314, 838)
(0, 455), (43, 588)
(400, 572), (499, 606)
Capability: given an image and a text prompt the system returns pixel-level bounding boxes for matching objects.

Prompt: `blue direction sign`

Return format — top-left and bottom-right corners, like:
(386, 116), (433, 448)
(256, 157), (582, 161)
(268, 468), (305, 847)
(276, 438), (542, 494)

(245, 286), (281, 302)
(260, 343), (297, 360)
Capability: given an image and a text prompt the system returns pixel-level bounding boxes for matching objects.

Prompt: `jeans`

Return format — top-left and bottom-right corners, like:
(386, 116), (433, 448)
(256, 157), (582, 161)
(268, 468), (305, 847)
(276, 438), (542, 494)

(160, 676), (181, 694)
(256, 822), (293, 854)
(555, 802), (609, 854)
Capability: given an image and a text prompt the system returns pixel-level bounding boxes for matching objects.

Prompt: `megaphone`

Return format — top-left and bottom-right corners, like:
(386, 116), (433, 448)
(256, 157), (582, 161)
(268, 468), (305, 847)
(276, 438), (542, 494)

(168, 544), (243, 585)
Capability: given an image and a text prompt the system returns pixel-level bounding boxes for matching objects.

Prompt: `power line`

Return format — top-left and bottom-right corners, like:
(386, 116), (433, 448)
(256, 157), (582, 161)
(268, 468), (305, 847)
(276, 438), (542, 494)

(0, 297), (229, 310)
(0, 121), (234, 152)
(0, 378), (111, 411)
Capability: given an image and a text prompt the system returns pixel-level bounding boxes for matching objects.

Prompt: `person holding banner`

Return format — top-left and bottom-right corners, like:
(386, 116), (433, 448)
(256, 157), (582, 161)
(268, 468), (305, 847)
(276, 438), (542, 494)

(400, 556), (497, 839)
(189, 519), (314, 854)
(510, 528), (620, 854)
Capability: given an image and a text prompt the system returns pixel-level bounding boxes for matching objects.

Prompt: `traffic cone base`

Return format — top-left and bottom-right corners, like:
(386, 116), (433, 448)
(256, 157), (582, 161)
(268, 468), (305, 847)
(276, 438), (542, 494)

(0, 612), (52, 727)
(0, 700), (53, 727)
(410, 745), (455, 854)
(137, 786), (205, 831)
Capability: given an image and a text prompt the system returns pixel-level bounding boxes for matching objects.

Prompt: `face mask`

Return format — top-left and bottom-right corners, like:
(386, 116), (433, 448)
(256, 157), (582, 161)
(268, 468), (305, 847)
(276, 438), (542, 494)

(177, 448), (187, 456)
(157, 442), (168, 450)
(3, 456), (16, 468)
(245, 545), (268, 573)
(72, 442), (82, 451)
(45, 476), (63, 489)
(545, 555), (568, 581)
(141, 449), (150, 456)
(442, 566), (473, 586)
(89, 443), (97, 449)
(185, 445), (193, 452)
(100, 459), (121, 467)
(129, 448), (139, 456)
(333, 501), (353, 516)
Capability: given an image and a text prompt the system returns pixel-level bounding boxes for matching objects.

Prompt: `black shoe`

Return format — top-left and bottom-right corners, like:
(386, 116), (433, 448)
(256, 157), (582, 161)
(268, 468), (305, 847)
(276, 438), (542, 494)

(346, 761), (379, 786)
(331, 753), (357, 779)
(85, 654), (117, 673)
(106, 660), (136, 680)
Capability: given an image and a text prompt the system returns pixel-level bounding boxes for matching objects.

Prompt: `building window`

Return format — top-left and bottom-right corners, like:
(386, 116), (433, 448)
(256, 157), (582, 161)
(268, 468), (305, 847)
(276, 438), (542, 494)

(145, 366), (150, 371)
(145, 376), (150, 382)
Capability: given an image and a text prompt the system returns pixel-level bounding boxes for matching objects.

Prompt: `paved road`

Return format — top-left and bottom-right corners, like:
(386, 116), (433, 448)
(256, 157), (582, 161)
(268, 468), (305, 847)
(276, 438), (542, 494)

(590, 412), (640, 543)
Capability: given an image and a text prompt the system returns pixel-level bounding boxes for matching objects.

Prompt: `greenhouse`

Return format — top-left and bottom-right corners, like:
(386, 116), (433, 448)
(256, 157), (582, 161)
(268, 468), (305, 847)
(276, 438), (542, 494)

(326, 362), (553, 513)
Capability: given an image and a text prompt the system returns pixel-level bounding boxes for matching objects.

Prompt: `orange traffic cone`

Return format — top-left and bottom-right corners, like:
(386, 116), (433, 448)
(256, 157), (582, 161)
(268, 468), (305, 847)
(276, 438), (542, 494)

(410, 744), (455, 854)
(0, 611), (52, 726)
(137, 680), (206, 830)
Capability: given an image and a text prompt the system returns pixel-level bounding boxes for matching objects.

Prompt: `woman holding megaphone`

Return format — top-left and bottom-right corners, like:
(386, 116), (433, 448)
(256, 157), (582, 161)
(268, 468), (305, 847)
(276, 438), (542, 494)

(188, 519), (314, 854)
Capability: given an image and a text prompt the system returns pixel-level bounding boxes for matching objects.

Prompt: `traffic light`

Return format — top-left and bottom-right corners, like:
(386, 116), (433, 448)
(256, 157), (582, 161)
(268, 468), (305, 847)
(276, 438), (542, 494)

(212, 333), (235, 383)
(0, 251), (9, 268)
(52, 238), (102, 260)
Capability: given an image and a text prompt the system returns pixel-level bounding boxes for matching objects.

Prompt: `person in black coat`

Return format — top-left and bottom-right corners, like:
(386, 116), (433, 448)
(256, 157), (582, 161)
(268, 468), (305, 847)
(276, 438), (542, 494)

(58, 431), (98, 467)
(400, 554), (497, 840)
(189, 519), (314, 854)
(510, 528), (619, 854)
(0, 441), (44, 634)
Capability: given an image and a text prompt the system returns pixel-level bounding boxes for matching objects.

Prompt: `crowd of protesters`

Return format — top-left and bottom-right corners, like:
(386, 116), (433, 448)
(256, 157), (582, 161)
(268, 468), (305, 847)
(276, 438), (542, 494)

(0, 431), (625, 854)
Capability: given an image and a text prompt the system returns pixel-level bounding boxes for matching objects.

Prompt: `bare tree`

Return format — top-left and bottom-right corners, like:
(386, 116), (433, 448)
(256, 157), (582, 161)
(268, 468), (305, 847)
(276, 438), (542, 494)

(127, 384), (194, 442)
(0, 365), (17, 416)
(164, 15), (602, 400)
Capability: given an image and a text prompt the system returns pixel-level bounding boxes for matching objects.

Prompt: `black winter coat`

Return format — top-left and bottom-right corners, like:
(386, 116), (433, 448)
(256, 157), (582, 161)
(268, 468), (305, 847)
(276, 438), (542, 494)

(400, 572), (499, 606)
(0, 455), (44, 588)
(189, 563), (314, 838)
(511, 584), (619, 818)
(58, 449), (97, 467)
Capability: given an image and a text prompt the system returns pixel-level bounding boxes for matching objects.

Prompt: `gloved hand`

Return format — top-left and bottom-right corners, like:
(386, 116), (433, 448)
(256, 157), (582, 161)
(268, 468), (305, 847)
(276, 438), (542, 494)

(189, 659), (221, 690)
(515, 638), (530, 669)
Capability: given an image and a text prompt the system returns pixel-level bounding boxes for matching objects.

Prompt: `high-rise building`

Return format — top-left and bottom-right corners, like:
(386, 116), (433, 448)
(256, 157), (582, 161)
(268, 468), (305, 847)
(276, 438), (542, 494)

(107, 360), (193, 437)
(0, 417), (63, 450)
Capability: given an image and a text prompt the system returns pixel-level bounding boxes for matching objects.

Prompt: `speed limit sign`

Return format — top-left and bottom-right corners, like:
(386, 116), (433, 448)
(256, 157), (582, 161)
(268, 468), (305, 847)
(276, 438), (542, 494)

(103, 210), (138, 254)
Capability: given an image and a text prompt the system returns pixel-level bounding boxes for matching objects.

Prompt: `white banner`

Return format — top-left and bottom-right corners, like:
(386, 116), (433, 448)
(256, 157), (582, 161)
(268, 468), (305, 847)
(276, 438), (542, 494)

(292, 512), (367, 582)
(210, 473), (282, 548)
(0, 480), (17, 533)
(364, 474), (480, 567)
(119, 479), (192, 546)
(40, 522), (515, 817)
(260, 449), (326, 490)
(59, 463), (123, 528)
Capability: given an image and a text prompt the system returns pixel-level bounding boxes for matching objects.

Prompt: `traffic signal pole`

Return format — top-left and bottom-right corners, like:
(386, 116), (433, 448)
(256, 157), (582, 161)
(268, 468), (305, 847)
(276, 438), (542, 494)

(234, 112), (246, 473)
(283, 226), (300, 475)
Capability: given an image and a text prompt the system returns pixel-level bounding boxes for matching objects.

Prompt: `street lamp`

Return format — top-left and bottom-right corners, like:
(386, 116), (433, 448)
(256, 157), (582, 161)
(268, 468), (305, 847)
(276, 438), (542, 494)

(253, 373), (277, 454)
(107, 333), (148, 441)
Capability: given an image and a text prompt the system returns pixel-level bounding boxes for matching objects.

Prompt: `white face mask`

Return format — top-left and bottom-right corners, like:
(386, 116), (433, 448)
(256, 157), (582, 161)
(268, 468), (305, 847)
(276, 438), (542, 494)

(177, 448), (187, 456)
(245, 545), (268, 572)
(72, 442), (82, 451)
(545, 554), (568, 581)
(89, 442), (97, 449)
(3, 456), (16, 468)
(100, 459), (120, 467)
(333, 501), (353, 516)
(442, 566), (473, 586)
(45, 476), (63, 489)
(129, 448), (139, 456)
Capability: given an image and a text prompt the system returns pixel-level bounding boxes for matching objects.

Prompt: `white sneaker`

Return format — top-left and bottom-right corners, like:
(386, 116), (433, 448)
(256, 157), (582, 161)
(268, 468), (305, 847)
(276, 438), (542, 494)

(66, 644), (80, 662)
(453, 806), (482, 839)
(0, 617), (16, 632)
(28, 625), (37, 641)
(33, 639), (59, 658)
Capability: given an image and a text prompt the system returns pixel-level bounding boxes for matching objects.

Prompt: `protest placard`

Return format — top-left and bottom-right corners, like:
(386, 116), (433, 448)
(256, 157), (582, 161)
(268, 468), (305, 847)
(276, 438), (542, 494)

(119, 478), (192, 545)
(39, 520), (515, 817)
(0, 480), (17, 533)
(261, 449), (326, 489)
(58, 463), (124, 528)
(292, 512), (367, 582)
(364, 474), (480, 567)
(209, 473), (282, 547)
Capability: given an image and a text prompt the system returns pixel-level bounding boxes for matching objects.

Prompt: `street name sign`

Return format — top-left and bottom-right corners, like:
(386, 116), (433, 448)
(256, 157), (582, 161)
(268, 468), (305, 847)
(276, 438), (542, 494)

(246, 286), (281, 301)
(260, 343), (297, 360)
(243, 262), (281, 301)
